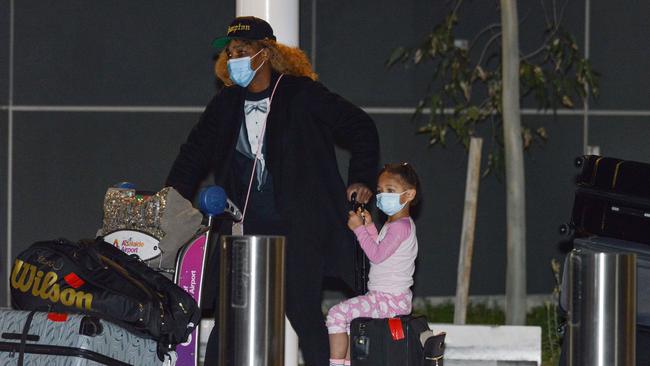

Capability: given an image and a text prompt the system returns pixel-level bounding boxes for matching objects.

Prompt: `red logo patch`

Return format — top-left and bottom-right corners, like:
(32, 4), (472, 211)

(388, 318), (405, 341)
(47, 313), (68, 322)
(64, 273), (85, 289)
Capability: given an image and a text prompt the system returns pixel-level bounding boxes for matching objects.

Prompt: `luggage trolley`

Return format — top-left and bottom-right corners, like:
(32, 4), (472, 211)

(98, 183), (241, 366)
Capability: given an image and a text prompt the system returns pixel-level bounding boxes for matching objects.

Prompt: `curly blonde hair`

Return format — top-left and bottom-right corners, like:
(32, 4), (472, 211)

(215, 40), (318, 86)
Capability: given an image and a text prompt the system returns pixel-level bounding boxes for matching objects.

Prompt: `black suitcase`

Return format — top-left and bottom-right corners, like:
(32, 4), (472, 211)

(350, 315), (430, 366)
(569, 156), (650, 244)
(575, 155), (650, 196)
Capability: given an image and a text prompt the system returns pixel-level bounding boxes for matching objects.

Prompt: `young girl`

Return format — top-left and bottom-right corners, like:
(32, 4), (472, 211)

(326, 162), (420, 366)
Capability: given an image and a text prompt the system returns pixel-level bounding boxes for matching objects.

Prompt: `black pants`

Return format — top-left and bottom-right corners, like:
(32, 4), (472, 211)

(203, 218), (330, 366)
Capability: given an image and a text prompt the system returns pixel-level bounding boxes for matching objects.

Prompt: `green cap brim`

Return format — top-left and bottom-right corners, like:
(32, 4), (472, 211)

(211, 36), (231, 50)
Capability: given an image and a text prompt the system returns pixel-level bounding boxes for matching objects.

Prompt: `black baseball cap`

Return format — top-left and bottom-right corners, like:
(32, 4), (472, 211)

(211, 16), (276, 50)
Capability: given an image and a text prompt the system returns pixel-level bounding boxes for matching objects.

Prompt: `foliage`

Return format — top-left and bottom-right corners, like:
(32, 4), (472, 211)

(387, 0), (599, 176)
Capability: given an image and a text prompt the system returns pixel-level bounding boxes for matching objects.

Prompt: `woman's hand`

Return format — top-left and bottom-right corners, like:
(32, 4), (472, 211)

(347, 183), (373, 204)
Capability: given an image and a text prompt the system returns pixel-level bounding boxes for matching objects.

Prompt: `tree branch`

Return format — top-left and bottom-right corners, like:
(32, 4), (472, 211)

(469, 23), (501, 51)
(557, 0), (569, 28)
(477, 32), (502, 67)
(520, 0), (569, 61)
(540, 0), (551, 28)
(452, 0), (464, 16)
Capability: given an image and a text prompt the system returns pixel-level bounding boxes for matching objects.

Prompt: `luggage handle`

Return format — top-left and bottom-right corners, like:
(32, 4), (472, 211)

(351, 192), (369, 295)
(423, 332), (446, 366)
(77, 240), (107, 271)
(17, 307), (50, 366)
(79, 316), (104, 337)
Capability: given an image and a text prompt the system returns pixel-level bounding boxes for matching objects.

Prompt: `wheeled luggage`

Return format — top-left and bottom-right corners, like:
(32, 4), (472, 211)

(0, 308), (165, 366)
(350, 315), (435, 366)
(570, 155), (650, 244)
(575, 155), (650, 196)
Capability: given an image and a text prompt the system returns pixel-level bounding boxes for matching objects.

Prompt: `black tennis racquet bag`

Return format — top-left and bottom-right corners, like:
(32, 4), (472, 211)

(10, 238), (200, 351)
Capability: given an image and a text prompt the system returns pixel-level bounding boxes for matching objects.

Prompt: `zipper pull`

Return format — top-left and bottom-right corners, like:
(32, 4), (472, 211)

(178, 302), (188, 314)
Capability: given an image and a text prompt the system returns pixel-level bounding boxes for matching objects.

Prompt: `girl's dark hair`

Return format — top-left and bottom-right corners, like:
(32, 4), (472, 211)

(379, 162), (421, 205)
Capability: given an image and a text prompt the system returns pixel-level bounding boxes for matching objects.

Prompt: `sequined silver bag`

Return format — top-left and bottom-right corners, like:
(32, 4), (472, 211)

(98, 186), (203, 269)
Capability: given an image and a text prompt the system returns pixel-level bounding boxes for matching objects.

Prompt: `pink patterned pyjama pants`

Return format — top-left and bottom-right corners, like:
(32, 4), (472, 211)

(325, 290), (413, 334)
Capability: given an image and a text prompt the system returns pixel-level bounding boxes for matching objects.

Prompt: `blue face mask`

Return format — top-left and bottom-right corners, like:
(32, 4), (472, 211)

(376, 191), (407, 216)
(227, 49), (265, 88)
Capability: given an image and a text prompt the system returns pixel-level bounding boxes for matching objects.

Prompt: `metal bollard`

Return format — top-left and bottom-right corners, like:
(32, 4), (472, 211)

(568, 249), (636, 366)
(219, 235), (286, 366)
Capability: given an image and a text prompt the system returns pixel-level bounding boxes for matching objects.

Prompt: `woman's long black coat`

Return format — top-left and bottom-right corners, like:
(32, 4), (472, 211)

(166, 74), (379, 292)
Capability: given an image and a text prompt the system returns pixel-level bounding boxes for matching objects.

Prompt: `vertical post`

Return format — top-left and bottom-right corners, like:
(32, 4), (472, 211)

(568, 250), (636, 365)
(5, 0), (15, 307)
(236, 0), (299, 47)
(500, 0), (527, 325)
(454, 137), (483, 324)
(234, 1), (300, 364)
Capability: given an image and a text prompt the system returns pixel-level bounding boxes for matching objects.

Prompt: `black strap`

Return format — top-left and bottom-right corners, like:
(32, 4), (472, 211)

(0, 341), (132, 366)
(18, 309), (38, 366)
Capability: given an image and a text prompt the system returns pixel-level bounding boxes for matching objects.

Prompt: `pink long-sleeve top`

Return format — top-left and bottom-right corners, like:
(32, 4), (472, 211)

(353, 217), (418, 294)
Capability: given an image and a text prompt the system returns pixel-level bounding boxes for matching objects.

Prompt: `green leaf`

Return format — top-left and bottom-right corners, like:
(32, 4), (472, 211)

(414, 48), (424, 64)
(475, 65), (487, 82)
(519, 62), (530, 79)
(411, 99), (426, 122)
(467, 106), (480, 121)
(561, 95), (574, 108)
(439, 126), (448, 146)
(386, 47), (407, 67)
(417, 125), (431, 133)
(522, 127), (533, 149)
(533, 65), (545, 83)
(430, 36), (440, 57)
(429, 95), (440, 116)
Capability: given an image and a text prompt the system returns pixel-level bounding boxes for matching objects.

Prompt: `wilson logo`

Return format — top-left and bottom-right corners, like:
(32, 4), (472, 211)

(11, 259), (93, 311)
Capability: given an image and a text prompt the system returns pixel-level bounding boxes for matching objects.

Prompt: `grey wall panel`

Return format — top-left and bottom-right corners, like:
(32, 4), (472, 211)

(11, 112), (199, 261)
(0, 0), (9, 103)
(1, 114), (8, 306)
(13, 1), (232, 105)
(298, 0), (314, 60)
(315, 0), (586, 109)
(589, 117), (650, 161)
(316, 0), (448, 107)
(520, 115), (583, 295)
(590, 1), (650, 110)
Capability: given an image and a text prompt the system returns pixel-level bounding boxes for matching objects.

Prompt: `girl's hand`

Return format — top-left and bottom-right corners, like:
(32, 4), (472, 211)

(347, 210), (364, 230)
(359, 209), (373, 225)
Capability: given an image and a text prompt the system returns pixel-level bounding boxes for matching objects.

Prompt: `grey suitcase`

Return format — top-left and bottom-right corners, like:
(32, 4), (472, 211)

(0, 309), (167, 366)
